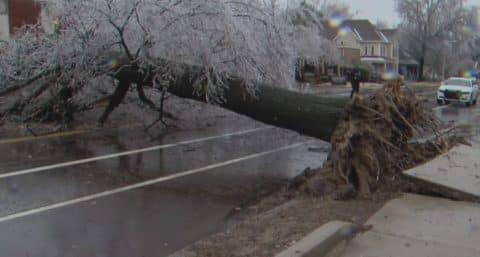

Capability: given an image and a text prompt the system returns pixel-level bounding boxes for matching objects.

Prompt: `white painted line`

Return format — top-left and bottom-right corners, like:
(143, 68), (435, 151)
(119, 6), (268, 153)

(0, 127), (272, 179)
(0, 140), (313, 223)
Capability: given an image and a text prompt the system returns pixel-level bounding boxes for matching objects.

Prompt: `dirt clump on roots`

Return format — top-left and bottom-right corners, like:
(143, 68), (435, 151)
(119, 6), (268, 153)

(305, 78), (464, 197)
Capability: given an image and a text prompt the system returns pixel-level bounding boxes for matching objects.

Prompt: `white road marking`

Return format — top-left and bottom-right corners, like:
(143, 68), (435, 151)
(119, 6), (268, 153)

(0, 140), (314, 223)
(0, 127), (272, 179)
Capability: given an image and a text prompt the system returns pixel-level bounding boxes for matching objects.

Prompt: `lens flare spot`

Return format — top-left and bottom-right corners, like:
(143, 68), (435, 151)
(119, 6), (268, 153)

(328, 15), (344, 29)
(381, 71), (400, 81)
(107, 58), (119, 69)
(462, 25), (476, 35)
(337, 26), (351, 37)
(462, 70), (476, 78)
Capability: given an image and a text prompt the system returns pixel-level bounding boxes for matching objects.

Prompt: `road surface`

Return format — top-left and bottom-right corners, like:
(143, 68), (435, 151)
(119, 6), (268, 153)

(434, 102), (480, 136)
(0, 116), (329, 257)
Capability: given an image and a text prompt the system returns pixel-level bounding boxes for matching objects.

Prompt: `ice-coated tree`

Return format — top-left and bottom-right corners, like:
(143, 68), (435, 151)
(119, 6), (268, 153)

(395, 0), (478, 80)
(0, 0), (339, 123)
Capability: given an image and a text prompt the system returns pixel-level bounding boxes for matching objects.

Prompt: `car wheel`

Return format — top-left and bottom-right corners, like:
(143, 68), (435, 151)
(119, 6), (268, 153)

(466, 101), (471, 107)
(474, 99), (477, 105)
(437, 99), (443, 105)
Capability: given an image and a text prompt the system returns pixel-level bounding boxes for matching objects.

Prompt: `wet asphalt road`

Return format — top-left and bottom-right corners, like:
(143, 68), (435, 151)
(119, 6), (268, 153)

(435, 103), (480, 126)
(0, 117), (329, 257)
(434, 102), (480, 136)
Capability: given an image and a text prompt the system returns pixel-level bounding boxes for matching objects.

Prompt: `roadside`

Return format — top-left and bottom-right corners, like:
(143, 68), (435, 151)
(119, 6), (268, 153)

(339, 131), (480, 257)
(0, 81), (445, 257)
(170, 81), (480, 257)
(170, 190), (399, 257)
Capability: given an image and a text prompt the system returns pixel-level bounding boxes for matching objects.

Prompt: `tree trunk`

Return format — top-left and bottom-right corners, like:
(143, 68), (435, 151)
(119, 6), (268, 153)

(168, 69), (349, 141)
(418, 57), (425, 81)
(99, 79), (131, 124)
(111, 62), (349, 141)
(418, 42), (427, 81)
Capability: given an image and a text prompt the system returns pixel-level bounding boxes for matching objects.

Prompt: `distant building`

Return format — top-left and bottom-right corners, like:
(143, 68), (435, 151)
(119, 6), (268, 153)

(0, 0), (8, 41)
(322, 19), (400, 75)
(0, 0), (42, 41)
(398, 48), (419, 81)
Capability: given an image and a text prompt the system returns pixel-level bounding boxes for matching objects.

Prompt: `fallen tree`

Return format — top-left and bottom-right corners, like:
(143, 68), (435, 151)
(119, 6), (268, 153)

(1, 0), (457, 197)
(97, 61), (349, 141)
(0, 0), (343, 140)
(165, 66), (348, 141)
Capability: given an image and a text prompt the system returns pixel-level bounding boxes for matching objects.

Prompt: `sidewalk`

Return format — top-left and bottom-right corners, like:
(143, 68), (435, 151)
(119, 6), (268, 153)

(341, 194), (480, 257)
(340, 139), (480, 257)
(403, 144), (480, 201)
(276, 138), (480, 257)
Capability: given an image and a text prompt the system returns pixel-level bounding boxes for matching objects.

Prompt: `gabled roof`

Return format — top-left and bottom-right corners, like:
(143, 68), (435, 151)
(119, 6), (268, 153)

(380, 29), (398, 41)
(321, 19), (389, 43)
(343, 20), (387, 42)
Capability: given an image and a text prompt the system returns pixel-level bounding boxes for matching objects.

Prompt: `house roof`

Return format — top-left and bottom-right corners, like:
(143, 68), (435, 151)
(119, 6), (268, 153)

(343, 20), (386, 42)
(380, 29), (397, 40)
(321, 19), (389, 42)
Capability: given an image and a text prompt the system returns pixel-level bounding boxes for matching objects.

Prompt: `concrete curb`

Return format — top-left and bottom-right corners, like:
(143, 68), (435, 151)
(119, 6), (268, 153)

(275, 221), (353, 257)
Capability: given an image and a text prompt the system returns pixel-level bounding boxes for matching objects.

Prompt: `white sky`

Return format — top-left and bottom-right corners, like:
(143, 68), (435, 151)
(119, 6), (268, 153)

(340, 0), (480, 27)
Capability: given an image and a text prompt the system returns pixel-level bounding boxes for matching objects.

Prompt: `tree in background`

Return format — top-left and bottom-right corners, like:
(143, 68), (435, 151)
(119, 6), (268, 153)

(318, 0), (356, 19)
(286, 0), (340, 75)
(395, 0), (478, 81)
(286, 0), (355, 26)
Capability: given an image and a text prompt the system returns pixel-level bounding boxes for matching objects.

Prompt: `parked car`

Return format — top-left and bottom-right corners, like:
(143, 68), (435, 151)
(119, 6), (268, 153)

(437, 77), (479, 106)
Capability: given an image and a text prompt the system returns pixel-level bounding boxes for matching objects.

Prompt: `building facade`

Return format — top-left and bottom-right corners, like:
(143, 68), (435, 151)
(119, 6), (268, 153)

(0, 0), (41, 42)
(0, 0), (8, 41)
(323, 20), (400, 76)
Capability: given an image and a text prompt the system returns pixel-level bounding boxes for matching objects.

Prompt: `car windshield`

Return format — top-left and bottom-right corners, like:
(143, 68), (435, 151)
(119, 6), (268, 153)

(444, 79), (471, 87)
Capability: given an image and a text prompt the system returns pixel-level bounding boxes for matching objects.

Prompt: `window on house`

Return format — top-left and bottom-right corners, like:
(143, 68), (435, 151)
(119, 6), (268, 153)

(381, 46), (386, 56)
(364, 47), (368, 55)
(0, 0), (7, 14)
(371, 46), (375, 56)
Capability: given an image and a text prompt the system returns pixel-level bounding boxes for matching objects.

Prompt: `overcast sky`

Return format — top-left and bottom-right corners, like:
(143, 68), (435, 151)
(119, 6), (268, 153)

(341, 0), (480, 27)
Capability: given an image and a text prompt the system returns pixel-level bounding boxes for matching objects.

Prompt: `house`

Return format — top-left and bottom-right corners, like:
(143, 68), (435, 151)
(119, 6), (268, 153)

(379, 29), (400, 72)
(398, 48), (419, 81)
(322, 19), (400, 76)
(0, 0), (42, 41)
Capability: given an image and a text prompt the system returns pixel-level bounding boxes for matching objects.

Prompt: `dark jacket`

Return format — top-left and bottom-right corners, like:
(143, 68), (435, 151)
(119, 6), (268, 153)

(349, 69), (362, 83)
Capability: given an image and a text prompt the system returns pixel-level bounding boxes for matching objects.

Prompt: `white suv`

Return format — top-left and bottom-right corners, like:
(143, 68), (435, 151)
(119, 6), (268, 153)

(437, 77), (479, 106)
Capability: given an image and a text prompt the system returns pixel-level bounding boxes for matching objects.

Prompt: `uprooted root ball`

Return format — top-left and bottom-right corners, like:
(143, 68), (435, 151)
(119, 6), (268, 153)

(328, 78), (455, 195)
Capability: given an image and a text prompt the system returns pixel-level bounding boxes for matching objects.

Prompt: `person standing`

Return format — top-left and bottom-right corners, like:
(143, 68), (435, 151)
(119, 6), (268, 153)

(350, 68), (361, 98)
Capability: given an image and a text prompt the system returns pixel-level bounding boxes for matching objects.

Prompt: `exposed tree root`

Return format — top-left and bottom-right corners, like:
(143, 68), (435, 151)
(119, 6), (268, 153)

(316, 78), (462, 196)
